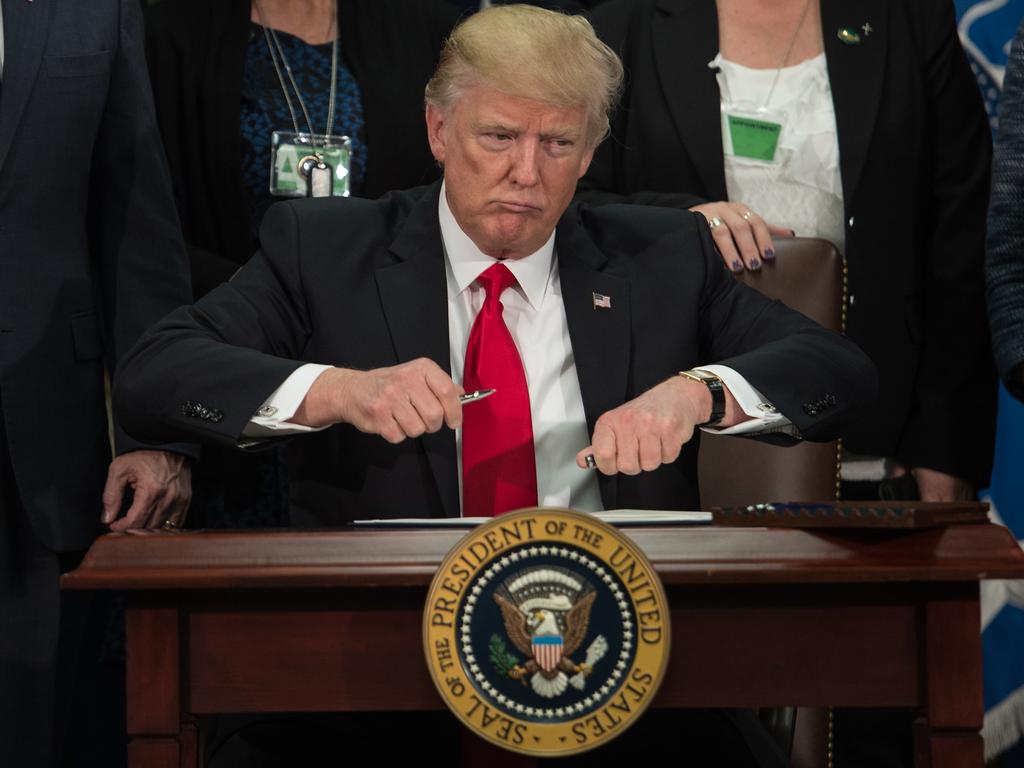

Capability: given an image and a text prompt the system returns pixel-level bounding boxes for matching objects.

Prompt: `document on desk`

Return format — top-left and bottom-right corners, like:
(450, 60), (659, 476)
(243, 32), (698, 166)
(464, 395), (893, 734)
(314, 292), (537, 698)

(351, 510), (712, 527)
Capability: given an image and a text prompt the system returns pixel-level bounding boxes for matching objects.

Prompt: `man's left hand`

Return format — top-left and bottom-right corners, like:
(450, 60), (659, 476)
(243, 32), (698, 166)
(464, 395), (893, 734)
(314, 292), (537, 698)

(575, 376), (711, 475)
(101, 450), (192, 532)
(911, 466), (974, 502)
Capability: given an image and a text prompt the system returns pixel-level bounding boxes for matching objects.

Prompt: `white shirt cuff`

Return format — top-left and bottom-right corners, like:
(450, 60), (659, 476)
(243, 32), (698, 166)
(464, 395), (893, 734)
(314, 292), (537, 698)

(694, 365), (797, 437)
(241, 363), (333, 438)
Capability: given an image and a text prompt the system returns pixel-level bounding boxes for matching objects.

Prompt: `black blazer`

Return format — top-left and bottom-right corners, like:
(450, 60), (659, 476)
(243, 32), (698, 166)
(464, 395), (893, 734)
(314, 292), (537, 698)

(0, 0), (192, 550)
(115, 184), (877, 522)
(143, 0), (462, 297)
(578, 0), (996, 486)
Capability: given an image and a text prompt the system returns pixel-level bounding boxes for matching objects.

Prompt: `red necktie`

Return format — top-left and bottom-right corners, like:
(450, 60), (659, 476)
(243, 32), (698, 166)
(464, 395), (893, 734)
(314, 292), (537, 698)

(462, 262), (538, 517)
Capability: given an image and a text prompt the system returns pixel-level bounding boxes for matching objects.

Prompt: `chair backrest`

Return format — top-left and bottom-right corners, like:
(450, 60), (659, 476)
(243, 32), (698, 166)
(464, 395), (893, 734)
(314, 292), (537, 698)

(698, 238), (844, 510)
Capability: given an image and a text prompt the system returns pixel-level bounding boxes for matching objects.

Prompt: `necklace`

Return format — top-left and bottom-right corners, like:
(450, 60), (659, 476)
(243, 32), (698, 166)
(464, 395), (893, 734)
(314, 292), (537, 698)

(761, 0), (814, 111)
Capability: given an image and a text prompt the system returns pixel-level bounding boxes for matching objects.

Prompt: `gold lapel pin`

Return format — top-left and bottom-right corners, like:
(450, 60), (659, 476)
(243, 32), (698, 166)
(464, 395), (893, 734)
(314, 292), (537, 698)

(837, 27), (862, 45)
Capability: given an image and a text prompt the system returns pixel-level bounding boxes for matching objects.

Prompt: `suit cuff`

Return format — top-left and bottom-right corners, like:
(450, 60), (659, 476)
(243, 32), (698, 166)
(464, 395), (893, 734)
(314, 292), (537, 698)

(695, 365), (796, 436)
(242, 363), (332, 438)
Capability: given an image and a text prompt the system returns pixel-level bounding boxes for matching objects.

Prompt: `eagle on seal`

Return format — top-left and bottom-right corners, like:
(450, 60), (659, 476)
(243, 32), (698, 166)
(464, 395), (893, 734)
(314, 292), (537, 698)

(494, 582), (601, 698)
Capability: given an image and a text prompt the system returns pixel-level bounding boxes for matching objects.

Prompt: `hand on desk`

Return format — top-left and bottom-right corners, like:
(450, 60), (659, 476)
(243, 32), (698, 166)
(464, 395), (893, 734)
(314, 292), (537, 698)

(101, 450), (192, 531)
(576, 374), (743, 475)
(911, 467), (974, 502)
(292, 358), (464, 444)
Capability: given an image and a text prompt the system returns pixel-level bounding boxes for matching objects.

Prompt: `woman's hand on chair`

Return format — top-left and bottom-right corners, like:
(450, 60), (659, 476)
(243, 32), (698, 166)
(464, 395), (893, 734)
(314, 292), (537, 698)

(691, 201), (793, 272)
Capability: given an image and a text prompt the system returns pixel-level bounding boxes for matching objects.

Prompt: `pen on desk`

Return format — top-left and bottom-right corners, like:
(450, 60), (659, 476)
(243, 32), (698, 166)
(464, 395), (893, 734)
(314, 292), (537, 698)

(459, 388), (496, 405)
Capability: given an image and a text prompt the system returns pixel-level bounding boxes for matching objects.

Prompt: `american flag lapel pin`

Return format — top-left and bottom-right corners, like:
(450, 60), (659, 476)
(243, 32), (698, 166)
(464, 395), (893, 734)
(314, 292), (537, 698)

(592, 292), (612, 310)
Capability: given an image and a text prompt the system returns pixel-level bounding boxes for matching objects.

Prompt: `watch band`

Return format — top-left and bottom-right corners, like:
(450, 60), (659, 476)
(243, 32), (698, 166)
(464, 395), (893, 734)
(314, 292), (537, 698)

(678, 369), (725, 426)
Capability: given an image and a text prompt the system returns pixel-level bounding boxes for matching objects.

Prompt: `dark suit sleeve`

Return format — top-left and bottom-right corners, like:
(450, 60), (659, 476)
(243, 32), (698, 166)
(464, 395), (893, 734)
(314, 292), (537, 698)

(894, 0), (995, 481)
(93, 0), (195, 456)
(986, 21), (1024, 402)
(690, 218), (879, 441)
(114, 202), (315, 448)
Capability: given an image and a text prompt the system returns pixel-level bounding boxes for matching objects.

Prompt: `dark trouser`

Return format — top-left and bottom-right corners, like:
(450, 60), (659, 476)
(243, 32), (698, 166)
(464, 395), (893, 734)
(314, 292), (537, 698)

(0, 415), (96, 768)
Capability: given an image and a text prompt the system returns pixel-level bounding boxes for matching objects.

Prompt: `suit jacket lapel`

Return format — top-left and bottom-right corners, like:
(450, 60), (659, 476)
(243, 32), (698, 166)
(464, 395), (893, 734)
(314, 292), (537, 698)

(652, 0), (727, 200)
(556, 206), (631, 510)
(822, 0), (887, 210)
(0, 0), (54, 177)
(375, 184), (460, 518)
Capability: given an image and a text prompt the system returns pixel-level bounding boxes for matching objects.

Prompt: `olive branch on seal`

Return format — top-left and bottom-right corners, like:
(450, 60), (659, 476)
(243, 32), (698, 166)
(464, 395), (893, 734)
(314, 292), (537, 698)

(489, 634), (520, 676)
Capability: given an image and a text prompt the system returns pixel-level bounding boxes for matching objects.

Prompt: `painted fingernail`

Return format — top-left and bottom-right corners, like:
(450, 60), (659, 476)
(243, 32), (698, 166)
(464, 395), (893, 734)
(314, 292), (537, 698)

(750, 258), (761, 270)
(789, 230), (796, 237)
(764, 248), (775, 260)
(731, 260), (744, 272)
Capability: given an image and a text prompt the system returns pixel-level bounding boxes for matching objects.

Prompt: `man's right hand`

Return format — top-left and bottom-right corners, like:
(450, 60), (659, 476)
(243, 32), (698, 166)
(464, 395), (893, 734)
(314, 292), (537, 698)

(290, 358), (464, 444)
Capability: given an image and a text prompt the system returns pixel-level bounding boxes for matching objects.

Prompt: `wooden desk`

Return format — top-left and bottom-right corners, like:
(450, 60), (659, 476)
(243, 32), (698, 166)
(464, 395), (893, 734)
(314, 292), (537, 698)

(63, 523), (1024, 768)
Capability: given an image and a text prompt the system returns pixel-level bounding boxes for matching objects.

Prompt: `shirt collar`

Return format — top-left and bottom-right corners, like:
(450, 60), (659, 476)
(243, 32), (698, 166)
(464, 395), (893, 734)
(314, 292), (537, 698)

(438, 181), (555, 310)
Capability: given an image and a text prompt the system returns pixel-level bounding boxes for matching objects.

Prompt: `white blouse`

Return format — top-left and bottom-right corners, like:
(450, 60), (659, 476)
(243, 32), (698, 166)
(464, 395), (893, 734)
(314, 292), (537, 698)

(713, 51), (846, 254)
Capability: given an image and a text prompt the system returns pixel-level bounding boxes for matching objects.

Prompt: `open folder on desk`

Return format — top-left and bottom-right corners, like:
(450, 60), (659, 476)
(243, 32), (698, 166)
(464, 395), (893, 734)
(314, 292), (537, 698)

(351, 509), (713, 527)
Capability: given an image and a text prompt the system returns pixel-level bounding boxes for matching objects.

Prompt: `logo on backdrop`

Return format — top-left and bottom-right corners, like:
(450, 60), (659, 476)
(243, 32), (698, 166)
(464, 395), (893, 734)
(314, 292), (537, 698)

(956, 0), (1024, 128)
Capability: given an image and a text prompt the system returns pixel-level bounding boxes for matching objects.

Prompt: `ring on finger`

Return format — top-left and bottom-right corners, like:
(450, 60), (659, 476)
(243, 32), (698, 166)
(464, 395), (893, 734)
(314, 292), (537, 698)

(708, 216), (724, 230)
(741, 210), (754, 221)
(161, 519), (180, 531)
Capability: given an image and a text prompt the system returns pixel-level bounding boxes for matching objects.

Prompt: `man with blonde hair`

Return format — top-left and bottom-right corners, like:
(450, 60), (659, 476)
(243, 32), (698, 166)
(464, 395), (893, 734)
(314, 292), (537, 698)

(115, 9), (873, 760)
(424, 4), (621, 147)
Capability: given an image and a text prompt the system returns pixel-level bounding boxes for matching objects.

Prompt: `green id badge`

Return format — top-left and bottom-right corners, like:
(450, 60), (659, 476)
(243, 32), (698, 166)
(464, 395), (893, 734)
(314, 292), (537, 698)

(270, 131), (352, 198)
(727, 115), (782, 162)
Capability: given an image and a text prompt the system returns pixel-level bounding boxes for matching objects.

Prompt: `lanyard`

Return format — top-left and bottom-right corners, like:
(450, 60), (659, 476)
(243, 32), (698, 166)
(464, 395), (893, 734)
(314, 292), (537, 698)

(262, 24), (339, 150)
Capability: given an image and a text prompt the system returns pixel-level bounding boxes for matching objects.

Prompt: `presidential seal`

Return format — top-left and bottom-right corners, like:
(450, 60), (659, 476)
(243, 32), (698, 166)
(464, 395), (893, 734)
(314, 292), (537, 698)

(424, 508), (670, 757)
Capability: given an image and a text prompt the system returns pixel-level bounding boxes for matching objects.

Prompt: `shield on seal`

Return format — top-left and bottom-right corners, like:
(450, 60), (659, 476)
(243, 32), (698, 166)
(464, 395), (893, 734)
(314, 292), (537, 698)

(531, 635), (563, 673)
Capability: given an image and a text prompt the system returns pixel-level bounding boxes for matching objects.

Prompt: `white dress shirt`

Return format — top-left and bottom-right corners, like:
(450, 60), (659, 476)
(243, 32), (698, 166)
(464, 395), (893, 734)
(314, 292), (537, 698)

(246, 184), (790, 512)
(715, 52), (846, 255)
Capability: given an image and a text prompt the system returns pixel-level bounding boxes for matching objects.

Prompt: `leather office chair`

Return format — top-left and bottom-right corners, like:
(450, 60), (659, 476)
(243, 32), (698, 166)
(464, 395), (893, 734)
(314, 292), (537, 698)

(698, 238), (845, 768)
(698, 237), (845, 510)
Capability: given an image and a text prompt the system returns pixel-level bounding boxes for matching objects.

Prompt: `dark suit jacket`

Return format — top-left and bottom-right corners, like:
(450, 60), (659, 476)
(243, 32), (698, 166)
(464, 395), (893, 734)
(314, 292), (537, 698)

(577, 0), (996, 486)
(0, 0), (192, 551)
(115, 183), (876, 522)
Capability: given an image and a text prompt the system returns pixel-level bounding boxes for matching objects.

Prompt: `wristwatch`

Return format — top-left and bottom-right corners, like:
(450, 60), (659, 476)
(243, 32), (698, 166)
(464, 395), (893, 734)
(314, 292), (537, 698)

(678, 369), (725, 426)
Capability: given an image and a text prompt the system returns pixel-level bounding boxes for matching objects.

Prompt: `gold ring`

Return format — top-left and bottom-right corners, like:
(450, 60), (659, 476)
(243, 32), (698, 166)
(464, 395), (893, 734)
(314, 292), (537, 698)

(742, 211), (754, 220)
(708, 216), (724, 229)
(161, 519), (180, 531)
